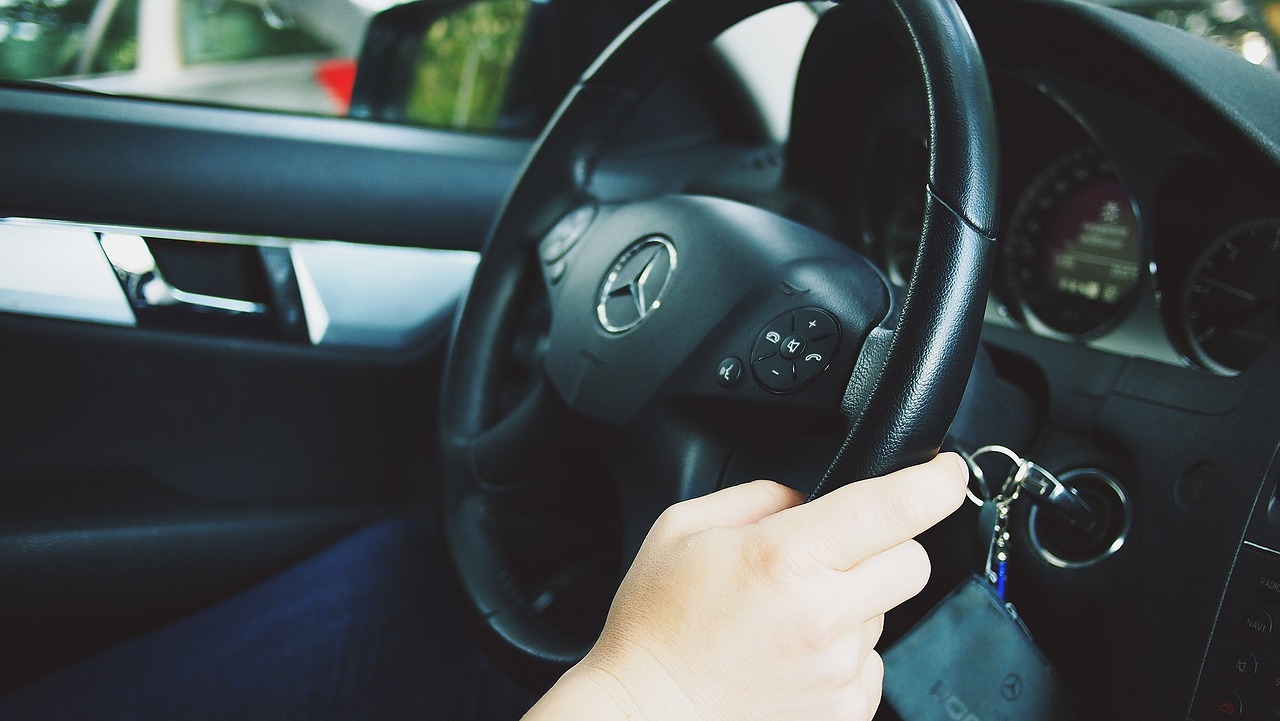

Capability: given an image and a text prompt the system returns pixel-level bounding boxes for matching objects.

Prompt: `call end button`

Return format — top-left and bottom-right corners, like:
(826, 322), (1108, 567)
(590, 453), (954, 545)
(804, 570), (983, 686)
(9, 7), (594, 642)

(1212, 690), (1243, 718)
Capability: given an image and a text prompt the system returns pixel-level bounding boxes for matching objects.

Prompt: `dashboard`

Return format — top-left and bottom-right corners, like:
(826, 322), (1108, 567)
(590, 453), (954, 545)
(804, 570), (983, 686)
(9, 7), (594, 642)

(782, 1), (1280, 719)
(841, 65), (1280, 378)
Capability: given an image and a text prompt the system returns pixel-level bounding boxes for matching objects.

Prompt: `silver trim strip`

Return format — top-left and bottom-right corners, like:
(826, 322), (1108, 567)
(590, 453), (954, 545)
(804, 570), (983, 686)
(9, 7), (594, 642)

(1243, 540), (1280, 557)
(1, 217), (478, 350)
(0, 221), (135, 327)
(290, 241), (477, 349)
(9, 217), (292, 249)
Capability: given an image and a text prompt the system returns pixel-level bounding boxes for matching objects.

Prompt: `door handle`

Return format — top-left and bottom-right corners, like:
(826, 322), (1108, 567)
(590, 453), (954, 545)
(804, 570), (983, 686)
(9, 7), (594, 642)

(143, 279), (268, 315)
(99, 234), (268, 316)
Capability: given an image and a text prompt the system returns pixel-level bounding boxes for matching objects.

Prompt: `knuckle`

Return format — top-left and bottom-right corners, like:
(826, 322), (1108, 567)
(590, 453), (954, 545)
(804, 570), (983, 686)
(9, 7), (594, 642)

(652, 502), (693, 537)
(748, 534), (802, 581)
(865, 614), (886, 646)
(881, 485), (929, 535)
(753, 479), (804, 507)
(863, 652), (886, 717)
(797, 605), (846, 655)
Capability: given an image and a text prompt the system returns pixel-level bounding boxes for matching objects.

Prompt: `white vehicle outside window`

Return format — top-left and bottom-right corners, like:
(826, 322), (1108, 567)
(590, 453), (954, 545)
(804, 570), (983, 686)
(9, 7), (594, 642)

(0, 0), (406, 115)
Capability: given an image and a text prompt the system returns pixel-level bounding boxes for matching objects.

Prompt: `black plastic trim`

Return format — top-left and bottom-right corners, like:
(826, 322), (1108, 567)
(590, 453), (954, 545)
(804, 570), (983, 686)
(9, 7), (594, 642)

(0, 86), (531, 251)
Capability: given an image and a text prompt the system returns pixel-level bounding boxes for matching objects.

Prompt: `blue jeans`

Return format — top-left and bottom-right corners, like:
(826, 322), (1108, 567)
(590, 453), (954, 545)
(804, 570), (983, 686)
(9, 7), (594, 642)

(0, 521), (538, 720)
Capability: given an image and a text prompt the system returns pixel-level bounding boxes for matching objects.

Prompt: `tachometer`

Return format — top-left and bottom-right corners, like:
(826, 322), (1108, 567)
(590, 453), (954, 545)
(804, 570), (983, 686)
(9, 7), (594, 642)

(1180, 218), (1280, 376)
(1002, 145), (1143, 338)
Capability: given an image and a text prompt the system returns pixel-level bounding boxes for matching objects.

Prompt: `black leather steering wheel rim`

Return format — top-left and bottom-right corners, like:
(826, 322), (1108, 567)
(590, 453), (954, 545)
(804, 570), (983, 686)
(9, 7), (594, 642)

(438, 0), (997, 681)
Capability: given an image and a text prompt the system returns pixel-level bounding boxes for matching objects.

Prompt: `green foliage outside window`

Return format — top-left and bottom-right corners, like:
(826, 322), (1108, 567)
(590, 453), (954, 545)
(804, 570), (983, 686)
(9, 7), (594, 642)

(405, 0), (529, 132)
(0, 0), (137, 80)
(180, 0), (329, 66)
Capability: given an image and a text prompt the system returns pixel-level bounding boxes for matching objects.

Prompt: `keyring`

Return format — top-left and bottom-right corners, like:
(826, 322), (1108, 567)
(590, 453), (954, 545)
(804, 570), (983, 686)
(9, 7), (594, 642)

(964, 445), (1026, 506)
(958, 448), (991, 507)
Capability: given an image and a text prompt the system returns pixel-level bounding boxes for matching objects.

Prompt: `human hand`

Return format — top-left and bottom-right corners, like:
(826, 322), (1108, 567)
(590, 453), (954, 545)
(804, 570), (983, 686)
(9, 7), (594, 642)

(523, 453), (968, 721)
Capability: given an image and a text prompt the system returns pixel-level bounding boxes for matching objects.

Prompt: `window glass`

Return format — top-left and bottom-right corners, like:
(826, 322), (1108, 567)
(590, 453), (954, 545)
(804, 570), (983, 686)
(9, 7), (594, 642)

(0, 0), (137, 79)
(0, 0), (356, 115)
(91, 0), (138, 73)
(405, 0), (529, 131)
(0, 0), (538, 126)
(180, 0), (327, 66)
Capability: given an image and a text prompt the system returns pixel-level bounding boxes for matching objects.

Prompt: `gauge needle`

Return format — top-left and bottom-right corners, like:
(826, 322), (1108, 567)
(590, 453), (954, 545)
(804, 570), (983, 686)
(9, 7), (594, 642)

(1201, 276), (1257, 303)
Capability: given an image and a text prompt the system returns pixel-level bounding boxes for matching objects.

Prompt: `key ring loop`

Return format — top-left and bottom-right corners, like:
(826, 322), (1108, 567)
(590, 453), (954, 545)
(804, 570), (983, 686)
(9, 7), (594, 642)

(965, 445), (1027, 506)
(958, 448), (990, 507)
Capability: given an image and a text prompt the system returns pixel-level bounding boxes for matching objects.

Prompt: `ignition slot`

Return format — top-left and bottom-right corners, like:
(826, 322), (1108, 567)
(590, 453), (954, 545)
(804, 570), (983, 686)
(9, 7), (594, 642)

(1027, 468), (1131, 568)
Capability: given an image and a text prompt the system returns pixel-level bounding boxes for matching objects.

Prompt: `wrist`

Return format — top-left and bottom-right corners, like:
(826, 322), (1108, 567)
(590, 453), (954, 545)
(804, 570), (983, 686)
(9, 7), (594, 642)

(523, 650), (698, 721)
(522, 663), (646, 721)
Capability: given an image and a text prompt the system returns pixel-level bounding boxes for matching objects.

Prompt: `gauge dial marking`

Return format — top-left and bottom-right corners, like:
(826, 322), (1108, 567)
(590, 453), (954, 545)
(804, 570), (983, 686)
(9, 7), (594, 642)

(1180, 218), (1280, 376)
(1198, 276), (1257, 303)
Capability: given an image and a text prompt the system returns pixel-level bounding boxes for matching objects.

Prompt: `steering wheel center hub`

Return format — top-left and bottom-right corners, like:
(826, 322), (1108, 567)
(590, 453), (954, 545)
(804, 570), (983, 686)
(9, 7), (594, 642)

(596, 236), (677, 333)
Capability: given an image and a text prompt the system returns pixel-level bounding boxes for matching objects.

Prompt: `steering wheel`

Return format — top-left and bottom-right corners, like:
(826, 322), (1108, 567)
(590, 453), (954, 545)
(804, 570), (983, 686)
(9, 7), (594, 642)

(438, 0), (997, 683)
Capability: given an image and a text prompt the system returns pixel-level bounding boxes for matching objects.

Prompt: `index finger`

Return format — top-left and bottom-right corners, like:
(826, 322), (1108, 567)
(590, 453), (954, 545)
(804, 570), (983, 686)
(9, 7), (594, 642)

(761, 453), (968, 571)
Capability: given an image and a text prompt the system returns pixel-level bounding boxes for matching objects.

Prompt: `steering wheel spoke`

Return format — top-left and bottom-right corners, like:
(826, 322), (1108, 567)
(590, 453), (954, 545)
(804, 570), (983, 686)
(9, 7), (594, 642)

(462, 376), (590, 491)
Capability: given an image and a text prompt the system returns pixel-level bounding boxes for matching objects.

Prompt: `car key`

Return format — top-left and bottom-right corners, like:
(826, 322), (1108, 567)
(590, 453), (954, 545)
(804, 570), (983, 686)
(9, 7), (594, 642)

(984, 459), (1021, 601)
(956, 442), (1101, 534)
(885, 446), (1081, 719)
(1013, 459), (1100, 532)
(954, 444), (1026, 599)
(959, 445), (1055, 600)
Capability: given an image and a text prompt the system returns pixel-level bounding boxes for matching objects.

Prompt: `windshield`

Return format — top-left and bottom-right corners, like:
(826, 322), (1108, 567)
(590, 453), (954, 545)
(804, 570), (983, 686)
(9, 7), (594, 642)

(0, 0), (1277, 121)
(1102, 0), (1280, 66)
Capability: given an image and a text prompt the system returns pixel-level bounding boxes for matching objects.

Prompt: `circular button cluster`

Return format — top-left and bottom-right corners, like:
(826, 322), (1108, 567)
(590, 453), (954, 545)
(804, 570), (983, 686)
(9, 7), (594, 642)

(750, 308), (839, 393)
(539, 205), (597, 285)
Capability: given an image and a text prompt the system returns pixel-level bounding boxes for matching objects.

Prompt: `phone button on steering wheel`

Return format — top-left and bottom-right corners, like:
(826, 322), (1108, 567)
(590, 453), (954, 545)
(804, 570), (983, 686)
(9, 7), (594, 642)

(750, 308), (840, 393)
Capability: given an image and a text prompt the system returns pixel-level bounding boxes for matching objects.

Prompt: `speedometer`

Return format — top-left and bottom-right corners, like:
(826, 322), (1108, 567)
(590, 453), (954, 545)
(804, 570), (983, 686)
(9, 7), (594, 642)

(1180, 219), (1280, 376)
(1002, 145), (1143, 338)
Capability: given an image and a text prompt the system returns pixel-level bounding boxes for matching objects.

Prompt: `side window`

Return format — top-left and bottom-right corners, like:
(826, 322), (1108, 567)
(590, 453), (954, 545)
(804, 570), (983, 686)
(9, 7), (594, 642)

(0, 0), (540, 127)
(0, 0), (351, 115)
(179, 0), (329, 66)
(91, 0), (138, 73)
(0, 0), (137, 79)
(405, 0), (530, 132)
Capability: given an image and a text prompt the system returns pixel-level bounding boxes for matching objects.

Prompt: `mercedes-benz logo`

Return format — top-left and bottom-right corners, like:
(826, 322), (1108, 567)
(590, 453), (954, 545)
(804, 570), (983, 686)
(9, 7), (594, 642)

(597, 236), (677, 333)
(1000, 672), (1023, 702)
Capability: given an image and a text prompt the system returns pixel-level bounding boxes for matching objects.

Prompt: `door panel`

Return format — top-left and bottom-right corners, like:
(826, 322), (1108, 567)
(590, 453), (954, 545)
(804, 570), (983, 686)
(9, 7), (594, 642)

(0, 86), (512, 685)
(0, 87), (531, 251)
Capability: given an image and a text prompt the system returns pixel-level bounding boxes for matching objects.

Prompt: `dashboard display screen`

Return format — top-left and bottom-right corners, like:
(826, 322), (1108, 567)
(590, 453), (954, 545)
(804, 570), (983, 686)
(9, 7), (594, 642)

(1004, 145), (1143, 337)
(1043, 179), (1141, 305)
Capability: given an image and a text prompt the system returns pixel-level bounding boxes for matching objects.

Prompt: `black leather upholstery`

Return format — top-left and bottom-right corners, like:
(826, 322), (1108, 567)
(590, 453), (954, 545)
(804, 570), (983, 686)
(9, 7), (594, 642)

(815, 192), (993, 493)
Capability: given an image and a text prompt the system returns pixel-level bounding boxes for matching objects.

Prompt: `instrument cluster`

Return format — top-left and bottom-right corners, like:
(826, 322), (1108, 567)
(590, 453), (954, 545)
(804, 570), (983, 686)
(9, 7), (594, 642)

(849, 73), (1280, 377)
